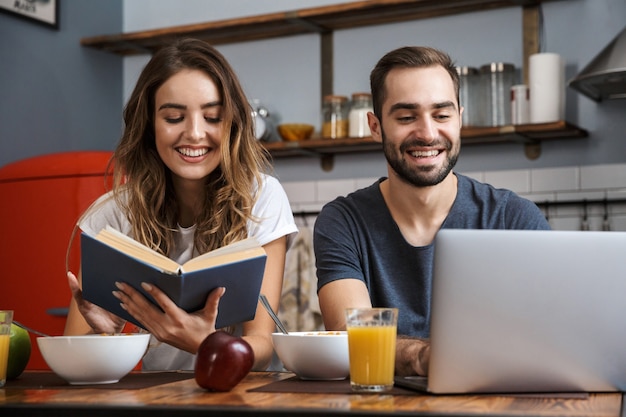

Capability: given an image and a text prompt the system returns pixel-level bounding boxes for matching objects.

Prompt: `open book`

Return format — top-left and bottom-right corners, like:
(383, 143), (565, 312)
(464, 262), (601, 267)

(81, 226), (267, 329)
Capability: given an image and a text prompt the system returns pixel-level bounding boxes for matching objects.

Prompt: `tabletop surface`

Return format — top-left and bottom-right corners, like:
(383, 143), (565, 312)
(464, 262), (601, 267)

(1, 371), (624, 417)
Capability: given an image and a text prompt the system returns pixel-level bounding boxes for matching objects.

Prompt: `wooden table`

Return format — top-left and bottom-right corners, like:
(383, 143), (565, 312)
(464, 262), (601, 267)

(1, 371), (624, 417)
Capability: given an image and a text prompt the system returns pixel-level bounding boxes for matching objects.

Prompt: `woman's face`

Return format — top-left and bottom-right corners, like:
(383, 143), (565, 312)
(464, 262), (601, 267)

(154, 69), (223, 188)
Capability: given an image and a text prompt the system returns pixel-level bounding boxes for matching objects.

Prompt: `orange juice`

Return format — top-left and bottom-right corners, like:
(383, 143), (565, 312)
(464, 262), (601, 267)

(347, 325), (396, 387)
(0, 334), (9, 382)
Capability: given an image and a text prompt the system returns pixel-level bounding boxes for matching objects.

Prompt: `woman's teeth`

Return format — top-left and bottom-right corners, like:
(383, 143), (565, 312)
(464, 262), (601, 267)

(177, 148), (208, 157)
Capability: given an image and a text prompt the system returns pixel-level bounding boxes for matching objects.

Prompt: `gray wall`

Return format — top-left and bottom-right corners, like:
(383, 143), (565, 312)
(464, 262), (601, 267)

(121, 0), (626, 183)
(1, 0), (625, 183)
(0, 0), (123, 168)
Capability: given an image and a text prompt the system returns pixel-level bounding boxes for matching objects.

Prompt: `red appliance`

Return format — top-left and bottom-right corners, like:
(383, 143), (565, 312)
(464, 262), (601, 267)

(0, 151), (113, 369)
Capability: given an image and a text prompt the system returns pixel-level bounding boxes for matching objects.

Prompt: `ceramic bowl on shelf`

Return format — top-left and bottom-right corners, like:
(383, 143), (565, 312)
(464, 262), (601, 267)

(272, 331), (350, 380)
(277, 123), (315, 142)
(37, 333), (150, 385)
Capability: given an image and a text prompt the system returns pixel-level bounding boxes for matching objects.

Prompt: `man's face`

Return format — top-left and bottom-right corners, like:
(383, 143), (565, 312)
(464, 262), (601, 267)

(369, 66), (462, 187)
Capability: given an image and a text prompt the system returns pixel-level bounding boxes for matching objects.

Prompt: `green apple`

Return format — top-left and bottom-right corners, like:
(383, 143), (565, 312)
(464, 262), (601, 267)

(7, 323), (31, 379)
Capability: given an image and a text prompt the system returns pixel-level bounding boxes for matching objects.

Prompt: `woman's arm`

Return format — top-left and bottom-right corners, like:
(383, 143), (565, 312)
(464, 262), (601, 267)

(241, 235), (288, 370)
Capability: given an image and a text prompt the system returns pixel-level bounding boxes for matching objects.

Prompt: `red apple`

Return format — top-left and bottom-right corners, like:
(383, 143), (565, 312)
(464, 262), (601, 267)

(195, 331), (254, 392)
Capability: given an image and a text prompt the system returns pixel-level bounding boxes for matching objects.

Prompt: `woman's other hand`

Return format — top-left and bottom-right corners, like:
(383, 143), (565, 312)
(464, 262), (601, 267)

(65, 271), (126, 334)
(112, 281), (225, 353)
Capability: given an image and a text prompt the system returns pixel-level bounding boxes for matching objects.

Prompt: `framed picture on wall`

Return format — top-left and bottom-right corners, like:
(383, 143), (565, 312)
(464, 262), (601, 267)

(0, 0), (58, 29)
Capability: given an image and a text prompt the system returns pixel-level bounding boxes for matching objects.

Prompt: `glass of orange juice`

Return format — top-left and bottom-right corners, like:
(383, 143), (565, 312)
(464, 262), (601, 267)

(0, 310), (13, 388)
(345, 308), (398, 392)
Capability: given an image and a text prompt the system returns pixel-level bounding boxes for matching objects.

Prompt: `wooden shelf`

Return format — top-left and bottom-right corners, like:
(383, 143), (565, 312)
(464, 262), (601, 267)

(81, 0), (564, 56)
(263, 136), (379, 158)
(461, 120), (589, 143)
(262, 121), (588, 158)
(80, 0), (581, 164)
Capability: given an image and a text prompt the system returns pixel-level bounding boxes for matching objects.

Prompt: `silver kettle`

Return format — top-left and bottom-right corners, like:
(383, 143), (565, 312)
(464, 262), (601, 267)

(250, 99), (273, 141)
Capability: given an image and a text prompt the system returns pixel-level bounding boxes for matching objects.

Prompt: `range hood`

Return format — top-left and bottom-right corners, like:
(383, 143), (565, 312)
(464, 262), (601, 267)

(569, 25), (626, 102)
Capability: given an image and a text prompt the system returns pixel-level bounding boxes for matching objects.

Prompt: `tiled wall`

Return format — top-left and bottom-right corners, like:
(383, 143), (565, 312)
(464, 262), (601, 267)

(283, 163), (626, 232)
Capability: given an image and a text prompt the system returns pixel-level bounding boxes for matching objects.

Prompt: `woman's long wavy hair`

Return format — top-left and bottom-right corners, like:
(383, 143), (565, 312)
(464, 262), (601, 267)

(109, 38), (270, 256)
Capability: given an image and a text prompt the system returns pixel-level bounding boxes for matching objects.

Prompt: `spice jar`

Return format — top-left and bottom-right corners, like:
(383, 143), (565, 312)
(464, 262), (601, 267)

(322, 95), (349, 139)
(348, 92), (373, 138)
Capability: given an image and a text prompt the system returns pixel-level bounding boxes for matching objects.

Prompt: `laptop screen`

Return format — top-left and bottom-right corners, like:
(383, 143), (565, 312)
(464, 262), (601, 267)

(427, 229), (626, 394)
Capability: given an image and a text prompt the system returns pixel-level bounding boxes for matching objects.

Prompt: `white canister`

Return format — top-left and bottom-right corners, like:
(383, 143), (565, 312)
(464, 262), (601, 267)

(529, 53), (565, 124)
(510, 84), (530, 125)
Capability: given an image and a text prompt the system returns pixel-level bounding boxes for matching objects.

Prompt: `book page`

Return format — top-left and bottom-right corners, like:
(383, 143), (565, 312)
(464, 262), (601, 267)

(193, 237), (261, 259)
(97, 228), (265, 274)
(181, 238), (265, 273)
(97, 226), (180, 274)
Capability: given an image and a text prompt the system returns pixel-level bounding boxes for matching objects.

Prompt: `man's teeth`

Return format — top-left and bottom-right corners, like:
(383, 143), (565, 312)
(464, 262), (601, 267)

(177, 148), (208, 157)
(409, 150), (439, 157)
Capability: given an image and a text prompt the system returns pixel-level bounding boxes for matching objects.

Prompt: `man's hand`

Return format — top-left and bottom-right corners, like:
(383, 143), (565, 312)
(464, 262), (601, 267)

(395, 336), (430, 376)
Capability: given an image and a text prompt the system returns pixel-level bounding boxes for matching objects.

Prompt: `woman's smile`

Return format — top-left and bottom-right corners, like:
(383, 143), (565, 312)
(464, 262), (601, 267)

(176, 146), (211, 160)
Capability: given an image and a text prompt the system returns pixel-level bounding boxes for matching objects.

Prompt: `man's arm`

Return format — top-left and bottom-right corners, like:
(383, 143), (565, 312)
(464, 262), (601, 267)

(318, 279), (371, 330)
(318, 279), (430, 376)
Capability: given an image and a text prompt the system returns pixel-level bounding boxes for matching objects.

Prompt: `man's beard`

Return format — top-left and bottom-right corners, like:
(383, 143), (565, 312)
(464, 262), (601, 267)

(381, 128), (459, 187)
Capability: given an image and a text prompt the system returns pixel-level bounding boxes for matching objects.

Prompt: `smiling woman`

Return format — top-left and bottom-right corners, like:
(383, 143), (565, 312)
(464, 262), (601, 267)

(63, 38), (298, 374)
(154, 69), (224, 187)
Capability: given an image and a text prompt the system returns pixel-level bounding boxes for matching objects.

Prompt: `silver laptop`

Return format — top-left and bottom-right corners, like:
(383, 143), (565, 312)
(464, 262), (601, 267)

(403, 229), (626, 394)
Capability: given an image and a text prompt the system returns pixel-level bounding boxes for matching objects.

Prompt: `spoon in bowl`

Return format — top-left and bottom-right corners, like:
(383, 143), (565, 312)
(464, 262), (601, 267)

(13, 320), (51, 337)
(258, 294), (289, 334)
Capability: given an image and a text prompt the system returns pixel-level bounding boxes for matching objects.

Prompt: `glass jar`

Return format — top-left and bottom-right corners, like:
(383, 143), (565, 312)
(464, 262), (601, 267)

(348, 92), (373, 138)
(322, 95), (349, 139)
(479, 62), (516, 127)
(455, 66), (482, 127)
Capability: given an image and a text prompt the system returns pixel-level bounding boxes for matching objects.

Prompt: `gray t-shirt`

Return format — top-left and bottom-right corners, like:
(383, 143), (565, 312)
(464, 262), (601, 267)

(313, 173), (550, 338)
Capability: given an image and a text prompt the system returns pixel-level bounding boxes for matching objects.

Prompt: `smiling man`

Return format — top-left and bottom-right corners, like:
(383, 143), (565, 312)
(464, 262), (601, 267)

(313, 46), (550, 377)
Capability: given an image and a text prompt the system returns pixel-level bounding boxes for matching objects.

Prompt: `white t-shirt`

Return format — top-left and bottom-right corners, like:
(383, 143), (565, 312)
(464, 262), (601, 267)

(79, 174), (298, 370)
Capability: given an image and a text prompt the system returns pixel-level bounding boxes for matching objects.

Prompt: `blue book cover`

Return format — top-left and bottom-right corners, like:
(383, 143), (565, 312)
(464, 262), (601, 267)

(80, 229), (267, 330)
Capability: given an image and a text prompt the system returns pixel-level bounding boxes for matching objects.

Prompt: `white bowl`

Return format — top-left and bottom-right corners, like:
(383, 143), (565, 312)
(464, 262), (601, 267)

(37, 333), (150, 385)
(272, 331), (350, 380)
